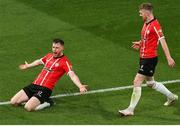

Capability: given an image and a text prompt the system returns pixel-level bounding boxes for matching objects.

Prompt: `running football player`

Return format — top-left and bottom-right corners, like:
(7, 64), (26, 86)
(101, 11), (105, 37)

(119, 3), (178, 116)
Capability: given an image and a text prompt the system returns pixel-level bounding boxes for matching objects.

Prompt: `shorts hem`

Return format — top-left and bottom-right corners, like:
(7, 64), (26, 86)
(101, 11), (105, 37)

(23, 88), (31, 99)
(138, 71), (154, 77)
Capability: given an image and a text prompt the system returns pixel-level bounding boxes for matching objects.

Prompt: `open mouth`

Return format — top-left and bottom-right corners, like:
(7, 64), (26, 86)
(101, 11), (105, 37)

(53, 52), (59, 57)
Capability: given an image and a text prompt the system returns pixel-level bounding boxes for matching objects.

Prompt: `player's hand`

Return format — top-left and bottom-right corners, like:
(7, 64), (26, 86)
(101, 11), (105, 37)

(19, 61), (29, 70)
(131, 41), (140, 50)
(79, 84), (88, 94)
(167, 57), (175, 68)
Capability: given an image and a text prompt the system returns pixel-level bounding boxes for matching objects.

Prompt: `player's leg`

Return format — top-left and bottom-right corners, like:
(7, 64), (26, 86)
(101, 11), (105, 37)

(34, 87), (53, 111)
(24, 96), (41, 111)
(146, 76), (178, 106)
(11, 84), (35, 106)
(10, 90), (29, 106)
(146, 76), (172, 96)
(129, 73), (145, 110)
(35, 98), (54, 111)
(119, 73), (146, 116)
(25, 86), (53, 111)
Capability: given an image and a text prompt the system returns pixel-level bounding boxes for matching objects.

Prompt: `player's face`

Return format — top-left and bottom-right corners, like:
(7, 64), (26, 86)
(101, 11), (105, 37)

(139, 9), (148, 21)
(52, 43), (64, 58)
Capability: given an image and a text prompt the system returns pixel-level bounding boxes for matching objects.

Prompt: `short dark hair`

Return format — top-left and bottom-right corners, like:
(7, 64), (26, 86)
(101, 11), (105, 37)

(53, 38), (64, 45)
(139, 3), (153, 11)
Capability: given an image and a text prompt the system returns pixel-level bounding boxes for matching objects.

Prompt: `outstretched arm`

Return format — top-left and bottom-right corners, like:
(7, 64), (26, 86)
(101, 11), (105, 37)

(19, 59), (43, 70)
(68, 71), (87, 93)
(160, 38), (175, 68)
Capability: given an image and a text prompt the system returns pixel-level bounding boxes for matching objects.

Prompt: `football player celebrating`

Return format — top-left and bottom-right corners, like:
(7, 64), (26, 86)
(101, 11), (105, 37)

(10, 39), (87, 111)
(119, 3), (178, 116)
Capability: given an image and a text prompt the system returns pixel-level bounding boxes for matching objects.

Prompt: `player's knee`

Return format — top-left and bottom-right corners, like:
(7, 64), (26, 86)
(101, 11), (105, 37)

(146, 80), (155, 88)
(10, 98), (18, 106)
(24, 104), (34, 112)
(10, 98), (24, 106)
(133, 79), (141, 86)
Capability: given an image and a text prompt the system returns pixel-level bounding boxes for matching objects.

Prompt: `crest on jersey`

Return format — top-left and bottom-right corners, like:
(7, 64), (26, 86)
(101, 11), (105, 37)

(147, 30), (150, 34)
(55, 63), (59, 67)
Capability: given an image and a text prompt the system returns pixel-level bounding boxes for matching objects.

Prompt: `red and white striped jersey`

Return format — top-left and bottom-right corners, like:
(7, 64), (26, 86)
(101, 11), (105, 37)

(32, 53), (73, 90)
(140, 18), (164, 58)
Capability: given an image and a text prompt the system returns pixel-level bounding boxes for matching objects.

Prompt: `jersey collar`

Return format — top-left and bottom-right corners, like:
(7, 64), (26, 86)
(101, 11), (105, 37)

(54, 54), (64, 59)
(146, 18), (156, 25)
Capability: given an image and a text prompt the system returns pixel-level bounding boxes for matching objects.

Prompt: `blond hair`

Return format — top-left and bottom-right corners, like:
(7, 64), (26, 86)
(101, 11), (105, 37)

(139, 3), (153, 11)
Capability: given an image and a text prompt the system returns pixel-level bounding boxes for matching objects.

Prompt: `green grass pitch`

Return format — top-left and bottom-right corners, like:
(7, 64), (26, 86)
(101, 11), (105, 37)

(0, 0), (180, 124)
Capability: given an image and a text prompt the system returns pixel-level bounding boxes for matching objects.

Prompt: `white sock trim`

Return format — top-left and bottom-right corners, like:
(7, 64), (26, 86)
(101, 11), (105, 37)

(35, 102), (50, 111)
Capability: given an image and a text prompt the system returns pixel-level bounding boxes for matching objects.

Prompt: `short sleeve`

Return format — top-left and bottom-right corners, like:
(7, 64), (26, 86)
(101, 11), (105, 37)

(153, 22), (165, 40)
(63, 59), (73, 75)
(40, 53), (51, 65)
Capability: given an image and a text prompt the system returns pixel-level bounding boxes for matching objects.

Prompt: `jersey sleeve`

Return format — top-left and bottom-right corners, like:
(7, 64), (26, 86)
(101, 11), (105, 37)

(63, 59), (73, 75)
(40, 53), (51, 65)
(153, 22), (165, 41)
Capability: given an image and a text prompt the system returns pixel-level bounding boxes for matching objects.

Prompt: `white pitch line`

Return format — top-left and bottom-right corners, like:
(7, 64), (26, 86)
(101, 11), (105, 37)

(51, 79), (180, 98)
(0, 101), (11, 105)
(0, 79), (180, 106)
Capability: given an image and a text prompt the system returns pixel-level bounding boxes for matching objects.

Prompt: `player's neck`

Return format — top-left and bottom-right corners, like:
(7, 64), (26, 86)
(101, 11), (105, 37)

(58, 52), (64, 57)
(55, 52), (64, 58)
(146, 14), (154, 24)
